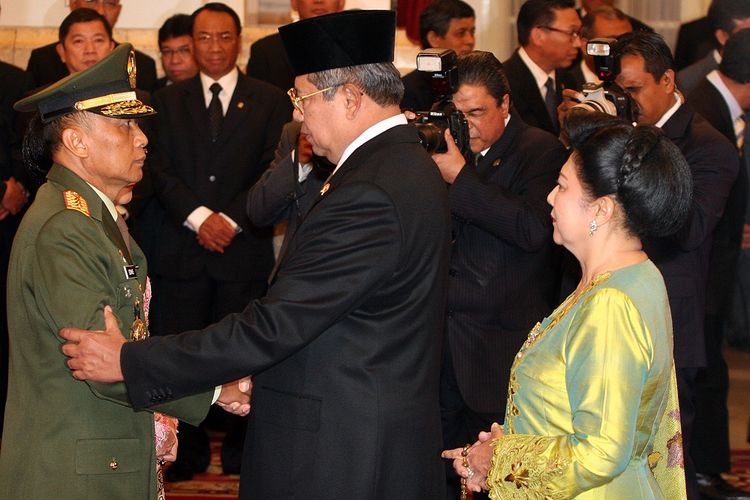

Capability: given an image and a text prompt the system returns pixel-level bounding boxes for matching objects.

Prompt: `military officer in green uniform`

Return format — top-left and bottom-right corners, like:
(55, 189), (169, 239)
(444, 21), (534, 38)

(0, 44), (244, 499)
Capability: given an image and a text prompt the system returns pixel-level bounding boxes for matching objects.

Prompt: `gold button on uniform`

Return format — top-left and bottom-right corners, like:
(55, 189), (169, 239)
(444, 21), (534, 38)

(109, 458), (119, 471)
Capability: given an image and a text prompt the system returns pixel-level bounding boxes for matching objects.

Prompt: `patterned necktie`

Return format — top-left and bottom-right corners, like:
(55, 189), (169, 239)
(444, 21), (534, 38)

(544, 77), (559, 133)
(735, 114), (746, 151)
(208, 82), (223, 142)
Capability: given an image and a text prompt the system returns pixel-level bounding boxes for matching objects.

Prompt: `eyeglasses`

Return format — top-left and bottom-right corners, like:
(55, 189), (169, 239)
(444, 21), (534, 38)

(77, 0), (120, 7)
(160, 46), (191, 58)
(287, 86), (337, 115)
(538, 25), (582, 41)
(195, 33), (237, 45)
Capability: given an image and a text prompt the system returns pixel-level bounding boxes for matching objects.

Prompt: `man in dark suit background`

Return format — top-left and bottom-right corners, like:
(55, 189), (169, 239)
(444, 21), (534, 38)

(675, 15), (714, 72)
(400, 0), (476, 112)
(431, 50), (566, 499)
(503, 0), (581, 135)
(61, 9), (451, 500)
(687, 29), (750, 500)
(246, 0), (345, 91)
(614, 31), (739, 500)
(26, 0), (157, 91)
(155, 14), (199, 89)
(0, 49), (32, 443)
(677, 0), (750, 96)
(143, 2), (290, 480)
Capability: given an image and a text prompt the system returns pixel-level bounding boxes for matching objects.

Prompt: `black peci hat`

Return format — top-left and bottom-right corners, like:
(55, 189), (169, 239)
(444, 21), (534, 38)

(279, 9), (396, 76)
(14, 43), (155, 122)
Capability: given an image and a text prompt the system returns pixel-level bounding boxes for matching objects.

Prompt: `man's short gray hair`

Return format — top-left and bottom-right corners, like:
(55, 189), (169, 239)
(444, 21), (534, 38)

(308, 62), (404, 106)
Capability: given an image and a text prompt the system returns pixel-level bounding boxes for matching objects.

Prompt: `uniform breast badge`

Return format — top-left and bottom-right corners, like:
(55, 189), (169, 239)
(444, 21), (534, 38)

(130, 298), (148, 341)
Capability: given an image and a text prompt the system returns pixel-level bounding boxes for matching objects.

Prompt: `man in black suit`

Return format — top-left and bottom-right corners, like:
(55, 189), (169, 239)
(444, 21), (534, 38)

(400, 0), (476, 111)
(246, 0), (345, 91)
(155, 14), (199, 90)
(614, 31), (739, 500)
(687, 29), (750, 500)
(675, 16), (714, 72)
(432, 50), (566, 499)
(143, 2), (290, 480)
(503, 0), (581, 135)
(677, 0), (750, 96)
(61, 9), (450, 500)
(26, 0), (157, 91)
(0, 58), (32, 440)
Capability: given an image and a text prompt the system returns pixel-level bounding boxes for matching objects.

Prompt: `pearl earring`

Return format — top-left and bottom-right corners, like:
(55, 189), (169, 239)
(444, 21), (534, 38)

(589, 219), (598, 236)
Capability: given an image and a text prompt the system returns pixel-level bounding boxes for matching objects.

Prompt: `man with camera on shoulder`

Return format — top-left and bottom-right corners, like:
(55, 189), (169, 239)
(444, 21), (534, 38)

(432, 49), (567, 499)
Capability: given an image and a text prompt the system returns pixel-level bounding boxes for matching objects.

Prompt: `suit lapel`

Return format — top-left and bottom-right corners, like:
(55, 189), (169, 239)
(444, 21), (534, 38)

(219, 73), (252, 144)
(184, 77), (211, 147)
(268, 124), (419, 285)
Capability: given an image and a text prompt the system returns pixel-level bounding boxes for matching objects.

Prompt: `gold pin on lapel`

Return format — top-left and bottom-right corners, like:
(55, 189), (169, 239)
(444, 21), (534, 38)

(237, 101), (245, 109)
(320, 183), (330, 195)
(492, 159), (502, 167)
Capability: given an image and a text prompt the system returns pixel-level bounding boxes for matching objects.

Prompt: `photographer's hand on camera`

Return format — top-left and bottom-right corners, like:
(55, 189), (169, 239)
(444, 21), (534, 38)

(431, 128), (467, 184)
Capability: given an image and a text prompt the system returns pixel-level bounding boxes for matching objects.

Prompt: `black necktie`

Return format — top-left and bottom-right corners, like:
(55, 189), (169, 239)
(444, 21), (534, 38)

(208, 82), (223, 142)
(544, 77), (559, 133)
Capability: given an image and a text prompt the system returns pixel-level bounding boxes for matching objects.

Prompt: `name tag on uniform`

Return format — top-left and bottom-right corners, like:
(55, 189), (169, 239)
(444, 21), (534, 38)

(123, 265), (138, 280)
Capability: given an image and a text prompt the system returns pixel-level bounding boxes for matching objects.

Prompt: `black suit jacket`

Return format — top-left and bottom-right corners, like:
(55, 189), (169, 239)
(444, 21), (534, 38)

(0, 61), (33, 249)
(445, 115), (566, 413)
(643, 103), (738, 368)
(674, 16), (715, 72)
(26, 41), (157, 92)
(245, 33), (294, 92)
(688, 80), (748, 316)
(503, 50), (577, 135)
(147, 72), (291, 282)
(121, 123), (451, 499)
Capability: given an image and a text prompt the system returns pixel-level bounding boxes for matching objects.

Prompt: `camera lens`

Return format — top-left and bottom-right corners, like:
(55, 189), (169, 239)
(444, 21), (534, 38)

(414, 123), (447, 153)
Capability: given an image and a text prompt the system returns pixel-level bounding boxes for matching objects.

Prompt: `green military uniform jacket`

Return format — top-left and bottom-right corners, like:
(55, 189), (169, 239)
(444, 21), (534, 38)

(0, 164), (213, 499)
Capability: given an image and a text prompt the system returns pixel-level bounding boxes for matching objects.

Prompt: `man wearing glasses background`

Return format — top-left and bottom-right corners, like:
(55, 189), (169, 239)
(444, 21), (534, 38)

(502, 0), (581, 135)
(156, 14), (199, 89)
(26, 0), (157, 91)
(142, 2), (290, 480)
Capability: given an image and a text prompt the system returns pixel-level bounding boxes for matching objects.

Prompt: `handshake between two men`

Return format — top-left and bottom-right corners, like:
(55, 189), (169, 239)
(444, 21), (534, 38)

(60, 306), (253, 416)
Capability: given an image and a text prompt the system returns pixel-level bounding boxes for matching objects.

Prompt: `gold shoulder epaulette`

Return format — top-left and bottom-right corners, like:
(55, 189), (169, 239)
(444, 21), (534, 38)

(63, 190), (90, 217)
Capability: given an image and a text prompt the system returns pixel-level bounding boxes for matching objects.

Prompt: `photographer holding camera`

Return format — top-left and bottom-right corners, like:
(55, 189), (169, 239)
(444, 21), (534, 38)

(432, 50), (567, 499)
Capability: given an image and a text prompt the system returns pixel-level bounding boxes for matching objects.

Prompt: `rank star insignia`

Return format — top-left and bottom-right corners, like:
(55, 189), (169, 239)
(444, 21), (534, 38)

(320, 183), (330, 195)
(63, 190), (90, 216)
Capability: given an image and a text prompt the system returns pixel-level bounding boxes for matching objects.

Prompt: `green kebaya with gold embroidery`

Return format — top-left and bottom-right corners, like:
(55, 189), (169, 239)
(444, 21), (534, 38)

(487, 260), (686, 499)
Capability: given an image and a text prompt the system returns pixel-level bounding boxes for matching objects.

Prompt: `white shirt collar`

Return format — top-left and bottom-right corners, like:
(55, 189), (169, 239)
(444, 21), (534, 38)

(518, 46), (555, 94)
(706, 69), (743, 124)
(712, 49), (722, 65)
(335, 114), (408, 173)
(655, 92), (683, 128)
(86, 182), (118, 221)
(200, 67), (239, 114)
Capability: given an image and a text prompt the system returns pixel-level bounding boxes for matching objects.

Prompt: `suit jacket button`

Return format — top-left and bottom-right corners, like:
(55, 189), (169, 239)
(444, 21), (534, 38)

(110, 458), (119, 471)
(209, 175), (216, 182)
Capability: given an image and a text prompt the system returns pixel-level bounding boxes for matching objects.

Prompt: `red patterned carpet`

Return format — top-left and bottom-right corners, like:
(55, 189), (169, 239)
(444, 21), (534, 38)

(728, 449), (750, 492)
(165, 443), (750, 499)
(165, 440), (239, 500)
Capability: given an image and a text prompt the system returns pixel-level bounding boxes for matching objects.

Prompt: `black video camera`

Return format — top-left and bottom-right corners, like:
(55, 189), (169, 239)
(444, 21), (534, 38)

(408, 49), (472, 162)
(572, 38), (636, 123)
